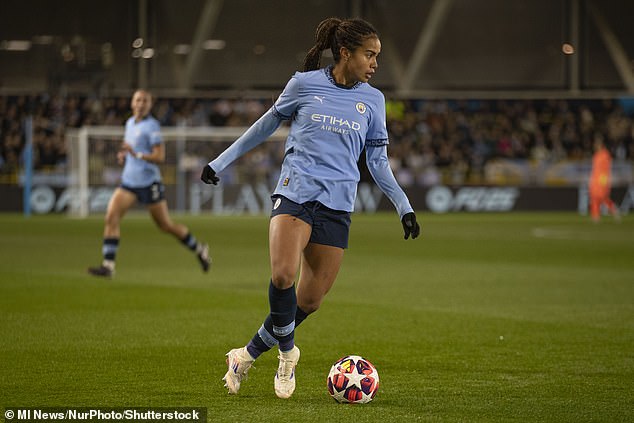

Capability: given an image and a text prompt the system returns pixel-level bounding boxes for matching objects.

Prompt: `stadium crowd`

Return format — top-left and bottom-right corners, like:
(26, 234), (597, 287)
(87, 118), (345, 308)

(1, 94), (633, 185)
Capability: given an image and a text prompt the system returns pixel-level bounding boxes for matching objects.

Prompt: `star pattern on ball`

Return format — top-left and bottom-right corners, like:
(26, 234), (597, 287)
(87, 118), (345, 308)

(344, 367), (367, 388)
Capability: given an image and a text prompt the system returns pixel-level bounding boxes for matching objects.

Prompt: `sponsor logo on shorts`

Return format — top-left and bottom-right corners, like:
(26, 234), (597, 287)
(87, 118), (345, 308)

(273, 197), (282, 210)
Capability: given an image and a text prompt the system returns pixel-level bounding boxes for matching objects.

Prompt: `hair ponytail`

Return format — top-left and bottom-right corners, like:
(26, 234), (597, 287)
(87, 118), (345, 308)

(302, 17), (341, 71)
(302, 17), (378, 72)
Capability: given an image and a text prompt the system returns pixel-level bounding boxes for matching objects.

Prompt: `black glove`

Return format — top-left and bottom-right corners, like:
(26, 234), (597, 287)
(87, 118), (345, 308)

(200, 165), (219, 185)
(401, 212), (420, 240)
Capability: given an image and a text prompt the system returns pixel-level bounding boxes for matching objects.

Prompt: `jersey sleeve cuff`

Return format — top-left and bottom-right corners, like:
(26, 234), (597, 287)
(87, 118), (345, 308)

(272, 105), (292, 120)
(366, 138), (389, 147)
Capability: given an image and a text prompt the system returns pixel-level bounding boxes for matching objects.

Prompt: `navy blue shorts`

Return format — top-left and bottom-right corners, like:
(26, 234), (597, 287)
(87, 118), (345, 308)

(270, 195), (351, 249)
(121, 181), (165, 205)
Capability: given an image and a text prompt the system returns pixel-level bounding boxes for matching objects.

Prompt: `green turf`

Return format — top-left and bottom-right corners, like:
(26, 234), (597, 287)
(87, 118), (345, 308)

(1, 212), (633, 422)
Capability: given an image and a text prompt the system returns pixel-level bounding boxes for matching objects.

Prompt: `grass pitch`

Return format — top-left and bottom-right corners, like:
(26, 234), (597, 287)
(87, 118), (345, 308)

(1, 212), (633, 422)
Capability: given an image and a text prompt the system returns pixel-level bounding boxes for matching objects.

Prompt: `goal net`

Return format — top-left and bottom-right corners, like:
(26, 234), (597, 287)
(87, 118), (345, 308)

(65, 126), (288, 217)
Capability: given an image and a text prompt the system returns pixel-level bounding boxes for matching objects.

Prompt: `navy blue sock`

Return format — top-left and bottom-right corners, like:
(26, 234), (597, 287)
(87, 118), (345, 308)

(247, 306), (310, 359)
(268, 280), (297, 352)
(180, 232), (198, 251)
(295, 306), (309, 327)
(246, 316), (276, 359)
(102, 238), (119, 261)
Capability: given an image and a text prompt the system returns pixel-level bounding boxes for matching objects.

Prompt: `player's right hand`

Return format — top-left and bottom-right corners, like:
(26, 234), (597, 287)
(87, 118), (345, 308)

(116, 150), (126, 165)
(200, 165), (219, 185)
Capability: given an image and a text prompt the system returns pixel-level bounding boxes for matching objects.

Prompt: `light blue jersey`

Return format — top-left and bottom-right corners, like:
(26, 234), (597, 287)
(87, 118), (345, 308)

(210, 66), (413, 217)
(121, 115), (162, 188)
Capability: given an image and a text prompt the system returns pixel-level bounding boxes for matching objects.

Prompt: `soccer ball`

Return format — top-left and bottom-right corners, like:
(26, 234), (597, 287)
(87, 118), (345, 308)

(327, 355), (379, 404)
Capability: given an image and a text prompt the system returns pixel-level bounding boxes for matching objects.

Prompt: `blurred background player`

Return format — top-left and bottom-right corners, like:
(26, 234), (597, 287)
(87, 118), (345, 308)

(88, 89), (210, 277)
(588, 133), (620, 222)
(201, 17), (420, 398)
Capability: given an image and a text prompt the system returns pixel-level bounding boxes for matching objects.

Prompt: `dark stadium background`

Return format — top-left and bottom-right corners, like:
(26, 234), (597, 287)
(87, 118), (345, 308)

(1, 0), (633, 214)
(2, 0), (634, 93)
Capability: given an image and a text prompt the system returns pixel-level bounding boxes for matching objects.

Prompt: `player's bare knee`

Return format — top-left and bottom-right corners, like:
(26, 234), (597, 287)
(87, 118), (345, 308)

(270, 270), (296, 289)
(104, 213), (118, 228)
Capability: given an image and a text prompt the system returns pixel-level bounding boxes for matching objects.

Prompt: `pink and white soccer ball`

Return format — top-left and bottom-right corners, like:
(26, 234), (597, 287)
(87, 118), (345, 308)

(327, 355), (380, 404)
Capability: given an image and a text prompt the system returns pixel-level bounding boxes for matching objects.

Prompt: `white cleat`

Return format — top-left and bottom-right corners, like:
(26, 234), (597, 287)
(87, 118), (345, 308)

(197, 243), (211, 272)
(222, 347), (255, 394)
(274, 346), (300, 399)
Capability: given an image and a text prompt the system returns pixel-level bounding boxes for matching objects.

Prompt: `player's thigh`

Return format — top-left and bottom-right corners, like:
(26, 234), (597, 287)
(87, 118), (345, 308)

(269, 214), (312, 287)
(106, 187), (136, 220)
(296, 242), (344, 312)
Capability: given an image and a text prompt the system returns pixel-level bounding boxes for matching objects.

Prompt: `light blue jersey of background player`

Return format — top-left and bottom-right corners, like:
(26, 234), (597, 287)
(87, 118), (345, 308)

(89, 89), (210, 278)
(121, 115), (162, 188)
(209, 65), (414, 217)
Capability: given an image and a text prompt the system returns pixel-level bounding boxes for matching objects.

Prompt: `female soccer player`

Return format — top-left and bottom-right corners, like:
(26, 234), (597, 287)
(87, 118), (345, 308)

(88, 89), (210, 278)
(201, 17), (420, 398)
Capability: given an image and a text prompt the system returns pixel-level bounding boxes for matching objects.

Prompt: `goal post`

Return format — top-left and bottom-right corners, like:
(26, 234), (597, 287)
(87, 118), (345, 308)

(66, 125), (288, 217)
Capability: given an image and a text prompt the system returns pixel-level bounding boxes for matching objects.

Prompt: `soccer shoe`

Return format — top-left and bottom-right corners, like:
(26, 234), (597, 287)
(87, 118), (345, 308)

(87, 265), (114, 278)
(274, 346), (300, 399)
(197, 243), (211, 272)
(222, 347), (255, 394)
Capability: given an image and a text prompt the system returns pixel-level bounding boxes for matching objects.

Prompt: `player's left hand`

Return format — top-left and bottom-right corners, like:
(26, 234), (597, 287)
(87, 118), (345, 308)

(401, 212), (420, 240)
(200, 165), (220, 185)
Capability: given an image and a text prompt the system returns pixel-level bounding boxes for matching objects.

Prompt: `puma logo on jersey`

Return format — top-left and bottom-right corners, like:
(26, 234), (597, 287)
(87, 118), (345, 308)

(314, 96), (325, 104)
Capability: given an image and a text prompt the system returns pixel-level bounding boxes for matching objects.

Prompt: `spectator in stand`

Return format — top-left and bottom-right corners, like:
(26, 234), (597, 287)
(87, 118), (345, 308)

(1, 95), (634, 183)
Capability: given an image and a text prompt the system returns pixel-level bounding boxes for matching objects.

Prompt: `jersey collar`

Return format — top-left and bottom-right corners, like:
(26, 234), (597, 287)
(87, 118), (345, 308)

(324, 65), (363, 90)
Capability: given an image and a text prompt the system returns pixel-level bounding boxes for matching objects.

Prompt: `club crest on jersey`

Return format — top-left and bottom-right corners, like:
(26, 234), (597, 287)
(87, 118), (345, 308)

(356, 102), (367, 114)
